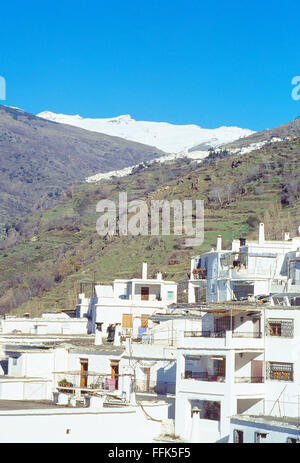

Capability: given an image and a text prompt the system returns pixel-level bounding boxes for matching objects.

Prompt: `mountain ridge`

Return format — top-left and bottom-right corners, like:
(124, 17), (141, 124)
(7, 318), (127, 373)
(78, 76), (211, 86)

(36, 110), (255, 154)
(223, 116), (300, 151)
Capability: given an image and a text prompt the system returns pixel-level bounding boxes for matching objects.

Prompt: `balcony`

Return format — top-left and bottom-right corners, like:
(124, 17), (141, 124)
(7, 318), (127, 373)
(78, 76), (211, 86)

(184, 330), (225, 338)
(183, 372), (225, 382)
(192, 269), (207, 280)
(135, 380), (175, 395)
(182, 330), (264, 349)
(233, 377), (265, 397)
(232, 331), (262, 339)
(54, 371), (132, 395)
(230, 268), (266, 280)
(180, 375), (226, 395)
(235, 376), (264, 384)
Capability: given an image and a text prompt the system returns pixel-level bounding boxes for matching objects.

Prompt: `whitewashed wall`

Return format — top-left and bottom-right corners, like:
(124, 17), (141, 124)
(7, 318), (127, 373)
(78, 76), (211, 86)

(0, 403), (168, 443)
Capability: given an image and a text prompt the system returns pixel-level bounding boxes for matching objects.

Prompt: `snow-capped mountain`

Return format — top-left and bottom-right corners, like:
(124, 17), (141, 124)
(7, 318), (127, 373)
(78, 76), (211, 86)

(37, 111), (255, 154)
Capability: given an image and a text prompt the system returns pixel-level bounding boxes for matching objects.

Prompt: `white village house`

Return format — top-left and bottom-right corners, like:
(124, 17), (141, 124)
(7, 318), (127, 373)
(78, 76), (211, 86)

(174, 300), (300, 442)
(1, 247), (300, 443)
(189, 223), (300, 304)
(1, 312), (88, 335)
(0, 328), (172, 443)
(76, 262), (177, 338)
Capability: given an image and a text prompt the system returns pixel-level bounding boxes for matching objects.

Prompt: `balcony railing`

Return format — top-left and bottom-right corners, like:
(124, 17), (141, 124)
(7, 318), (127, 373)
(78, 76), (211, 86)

(57, 377), (118, 393)
(54, 371), (134, 394)
(184, 330), (262, 339)
(135, 380), (175, 395)
(232, 331), (262, 338)
(183, 372), (225, 382)
(235, 376), (264, 384)
(192, 269), (207, 280)
(184, 330), (226, 338)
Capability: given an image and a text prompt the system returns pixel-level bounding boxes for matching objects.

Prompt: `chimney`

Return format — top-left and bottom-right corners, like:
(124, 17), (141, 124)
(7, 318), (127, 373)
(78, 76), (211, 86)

(284, 232), (290, 241)
(258, 223), (265, 245)
(113, 324), (121, 346)
(190, 407), (201, 443)
(94, 330), (103, 345)
(156, 272), (162, 280)
(216, 235), (222, 251)
(142, 262), (147, 280)
(94, 322), (103, 345)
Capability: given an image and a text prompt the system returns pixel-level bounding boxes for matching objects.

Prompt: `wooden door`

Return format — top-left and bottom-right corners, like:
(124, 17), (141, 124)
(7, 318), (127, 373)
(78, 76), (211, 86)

(110, 360), (119, 389)
(141, 287), (149, 301)
(122, 313), (133, 328)
(141, 314), (149, 328)
(80, 358), (88, 388)
(215, 358), (226, 378)
(251, 360), (263, 383)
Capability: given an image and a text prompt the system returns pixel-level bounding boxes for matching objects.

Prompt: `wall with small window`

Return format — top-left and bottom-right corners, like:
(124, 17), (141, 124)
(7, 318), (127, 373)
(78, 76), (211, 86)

(230, 418), (300, 443)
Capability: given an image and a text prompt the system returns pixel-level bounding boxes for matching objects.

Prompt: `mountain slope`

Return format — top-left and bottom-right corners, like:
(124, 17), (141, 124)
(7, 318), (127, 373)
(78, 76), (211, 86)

(37, 111), (254, 154)
(223, 116), (300, 152)
(1, 134), (300, 316)
(0, 106), (163, 222)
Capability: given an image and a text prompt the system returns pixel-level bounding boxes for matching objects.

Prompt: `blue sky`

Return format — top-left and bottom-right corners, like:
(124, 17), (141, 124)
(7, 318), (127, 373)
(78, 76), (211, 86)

(1, 0), (300, 131)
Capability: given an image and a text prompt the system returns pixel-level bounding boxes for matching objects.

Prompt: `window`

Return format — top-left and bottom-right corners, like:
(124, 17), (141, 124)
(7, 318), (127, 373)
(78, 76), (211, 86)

(267, 319), (294, 338)
(141, 287), (149, 301)
(269, 322), (281, 336)
(12, 357), (17, 366)
(167, 291), (174, 301)
(233, 429), (244, 443)
(267, 362), (294, 382)
(255, 432), (267, 443)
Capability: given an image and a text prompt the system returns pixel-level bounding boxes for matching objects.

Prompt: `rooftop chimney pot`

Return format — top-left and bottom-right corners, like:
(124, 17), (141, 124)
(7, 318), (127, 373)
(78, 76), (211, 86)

(142, 262), (147, 280)
(258, 223), (265, 245)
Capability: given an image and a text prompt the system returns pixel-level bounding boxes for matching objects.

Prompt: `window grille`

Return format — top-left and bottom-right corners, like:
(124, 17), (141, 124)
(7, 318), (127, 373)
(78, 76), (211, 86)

(266, 362), (294, 381)
(267, 319), (294, 338)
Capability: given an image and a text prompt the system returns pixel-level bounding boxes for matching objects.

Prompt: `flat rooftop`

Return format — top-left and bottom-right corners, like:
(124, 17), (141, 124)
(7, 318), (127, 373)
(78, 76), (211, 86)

(4, 341), (125, 355)
(0, 400), (60, 411)
(168, 302), (300, 312)
(231, 414), (300, 430)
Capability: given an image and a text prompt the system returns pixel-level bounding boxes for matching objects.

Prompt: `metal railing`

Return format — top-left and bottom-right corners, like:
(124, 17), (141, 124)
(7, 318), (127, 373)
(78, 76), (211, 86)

(232, 331), (262, 338)
(235, 376), (264, 383)
(184, 330), (226, 338)
(184, 330), (262, 339)
(135, 380), (176, 395)
(183, 372), (225, 382)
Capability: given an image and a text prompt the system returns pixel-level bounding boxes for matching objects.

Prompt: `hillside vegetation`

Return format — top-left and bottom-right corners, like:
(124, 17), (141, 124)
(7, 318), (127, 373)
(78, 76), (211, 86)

(0, 105), (163, 224)
(1, 137), (300, 316)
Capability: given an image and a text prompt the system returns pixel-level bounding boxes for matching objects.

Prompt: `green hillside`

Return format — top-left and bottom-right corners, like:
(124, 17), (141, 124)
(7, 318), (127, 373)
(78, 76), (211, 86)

(1, 136), (300, 316)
